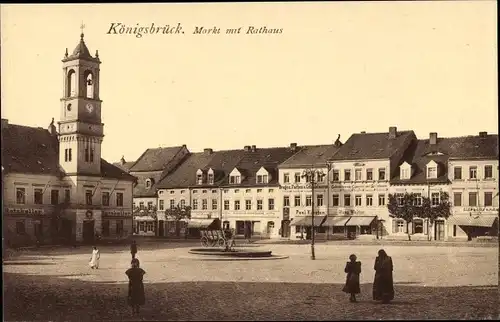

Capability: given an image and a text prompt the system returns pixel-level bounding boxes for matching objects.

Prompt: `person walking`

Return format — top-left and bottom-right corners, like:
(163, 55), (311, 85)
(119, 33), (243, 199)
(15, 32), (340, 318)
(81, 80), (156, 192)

(130, 240), (137, 259)
(342, 254), (361, 302)
(372, 249), (395, 304)
(126, 258), (146, 314)
(88, 246), (100, 269)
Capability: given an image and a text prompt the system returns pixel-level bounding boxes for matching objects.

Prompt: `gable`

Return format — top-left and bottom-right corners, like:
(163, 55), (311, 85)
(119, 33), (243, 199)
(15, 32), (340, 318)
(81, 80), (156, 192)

(400, 161), (411, 169)
(256, 166), (269, 176)
(426, 160), (438, 167)
(229, 168), (241, 176)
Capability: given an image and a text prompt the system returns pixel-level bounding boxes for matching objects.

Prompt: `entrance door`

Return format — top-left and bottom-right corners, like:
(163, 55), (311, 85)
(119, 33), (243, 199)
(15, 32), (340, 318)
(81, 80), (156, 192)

(158, 220), (164, 237)
(34, 220), (43, 243)
(267, 221), (275, 237)
(434, 221), (445, 241)
(281, 220), (290, 238)
(82, 220), (95, 244)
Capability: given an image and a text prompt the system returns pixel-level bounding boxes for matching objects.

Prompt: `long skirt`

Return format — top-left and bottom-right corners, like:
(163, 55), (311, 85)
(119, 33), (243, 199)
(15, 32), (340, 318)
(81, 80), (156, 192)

(342, 273), (361, 294)
(128, 282), (145, 306)
(373, 272), (395, 302)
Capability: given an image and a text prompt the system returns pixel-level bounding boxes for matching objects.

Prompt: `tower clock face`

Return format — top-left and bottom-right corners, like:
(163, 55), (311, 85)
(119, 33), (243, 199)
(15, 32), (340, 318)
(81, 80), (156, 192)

(86, 103), (94, 114)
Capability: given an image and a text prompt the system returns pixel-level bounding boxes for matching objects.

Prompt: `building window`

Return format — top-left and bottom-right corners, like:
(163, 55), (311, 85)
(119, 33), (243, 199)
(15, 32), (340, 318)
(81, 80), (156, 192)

(269, 189), (274, 193)
(484, 192), (493, 207)
(224, 200), (230, 210)
(64, 189), (70, 203)
(453, 192), (462, 207)
(268, 198), (275, 210)
(378, 168), (386, 181)
(454, 167), (462, 180)
(284, 173), (290, 183)
(305, 174), (311, 183)
(427, 167), (437, 179)
(16, 221), (26, 235)
(234, 189), (239, 193)
(317, 173), (325, 183)
(413, 219), (424, 234)
(34, 188), (43, 204)
(202, 190), (207, 193)
(145, 179), (152, 189)
(181, 190), (185, 194)
(102, 220), (110, 237)
(170, 199), (175, 209)
(212, 199), (217, 210)
(50, 190), (59, 205)
(223, 189), (229, 193)
(16, 188), (26, 204)
(202, 199), (208, 210)
(146, 222), (154, 232)
(283, 196), (290, 207)
(484, 165), (493, 179)
(102, 192), (110, 206)
(294, 173), (301, 183)
(431, 192), (440, 206)
(192, 199), (198, 210)
(332, 170), (340, 182)
(366, 195), (373, 206)
(355, 169), (362, 181)
(212, 190), (217, 194)
(396, 219), (405, 233)
(257, 175), (268, 184)
(317, 194), (324, 207)
(344, 170), (351, 181)
(294, 195), (301, 207)
(159, 199), (164, 210)
(332, 194), (339, 206)
(139, 202), (145, 209)
(230, 175), (241, 184)
(197, 174), (203, 185)
(397, 194), (404, 206)
(469, 166), (477, 179)
(208, 173), (214, 184)
(86, 190), (93, 205)
(400, 168), (410, 180)
(169, 191), (174, 194)
(245, 200), (252, 210)
(414, 193), (422, 206)
(116, 220), (124, 236)
(234, 200), (240, 210)
(116, 193), (124, 207)
(192, 190), (198, 194)
(366, 169), (373, 181)
(344, 194), (351, 207)
(355, 195), (362, 206)
(306, 195), (312, 207)
(468, 192), (477, 207)
(378, 194), (385, 206)
(180, 199), (186, 208)
(257, 199), (263, 210)
(257, 189), (263, 193)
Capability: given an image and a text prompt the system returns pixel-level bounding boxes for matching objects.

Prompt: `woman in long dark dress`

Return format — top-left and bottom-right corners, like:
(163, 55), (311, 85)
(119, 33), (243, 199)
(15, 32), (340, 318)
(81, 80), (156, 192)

(130, 240), (138, 259)
(342, 254), (361, 302)
(126, 258), (146, 314)
(372, 249), (395, 304)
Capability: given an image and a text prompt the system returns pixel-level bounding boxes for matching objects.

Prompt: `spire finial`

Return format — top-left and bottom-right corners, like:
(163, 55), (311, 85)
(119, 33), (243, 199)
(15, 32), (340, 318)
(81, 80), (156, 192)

(80, 21), (85, 39)
(65, 48), (68, 57)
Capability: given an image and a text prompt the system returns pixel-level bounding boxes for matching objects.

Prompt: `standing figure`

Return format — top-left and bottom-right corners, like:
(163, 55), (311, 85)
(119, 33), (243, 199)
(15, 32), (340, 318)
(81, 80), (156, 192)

(88, 246), (100, 269)
(130, 240), (138, 259)
(126, 258), (146, 314)
(372, 249), (395, 304)
(342, 254), (361, 302)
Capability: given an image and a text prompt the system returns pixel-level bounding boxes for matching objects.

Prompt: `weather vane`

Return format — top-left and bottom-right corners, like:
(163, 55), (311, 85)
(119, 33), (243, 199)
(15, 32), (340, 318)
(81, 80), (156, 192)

(80, 21), (85, 36)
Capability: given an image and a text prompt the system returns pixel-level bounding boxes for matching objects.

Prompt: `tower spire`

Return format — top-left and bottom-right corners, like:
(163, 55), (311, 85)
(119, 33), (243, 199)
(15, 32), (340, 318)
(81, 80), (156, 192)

(80, 21), (85, 39)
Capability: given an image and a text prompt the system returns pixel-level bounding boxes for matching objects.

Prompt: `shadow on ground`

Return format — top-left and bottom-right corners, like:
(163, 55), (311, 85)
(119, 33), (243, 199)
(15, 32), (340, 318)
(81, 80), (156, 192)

(3, 272), (498, 321)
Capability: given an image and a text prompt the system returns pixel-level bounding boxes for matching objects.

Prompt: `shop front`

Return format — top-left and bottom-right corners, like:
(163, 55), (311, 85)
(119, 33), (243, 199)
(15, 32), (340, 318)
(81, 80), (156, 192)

(291, 215), (327, 240)
(447, 207), (499, 241)
(101, 209), (133, 240)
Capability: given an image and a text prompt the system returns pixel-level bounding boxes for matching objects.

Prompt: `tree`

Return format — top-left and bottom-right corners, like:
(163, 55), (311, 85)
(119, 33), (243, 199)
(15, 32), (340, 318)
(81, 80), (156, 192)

(387, 192), (419, 241)
(426, 191), (452, 241)
(165, 205), (191, 237)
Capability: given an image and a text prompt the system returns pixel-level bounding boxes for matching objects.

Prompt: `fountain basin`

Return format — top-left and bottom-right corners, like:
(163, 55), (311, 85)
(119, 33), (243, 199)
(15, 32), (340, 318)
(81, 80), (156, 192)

(189, 248), (272, 258)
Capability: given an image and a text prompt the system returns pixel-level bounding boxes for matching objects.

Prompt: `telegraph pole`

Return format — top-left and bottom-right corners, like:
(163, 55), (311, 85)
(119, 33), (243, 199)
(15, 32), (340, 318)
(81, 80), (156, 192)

(311, 170), (316, 260)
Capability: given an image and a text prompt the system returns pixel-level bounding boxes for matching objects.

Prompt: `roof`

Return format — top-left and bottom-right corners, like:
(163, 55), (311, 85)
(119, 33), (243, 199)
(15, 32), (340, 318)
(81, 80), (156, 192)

(279, 144), (341, 168)
(128, 146), (186, 172)
(443, 134), (498, 160)
(329, 130), (416, 161)
(131, 171), (164, 197)
(113, 161), (135, 173)
(63, 33), (100, 62)
(1, 121), (135, 181)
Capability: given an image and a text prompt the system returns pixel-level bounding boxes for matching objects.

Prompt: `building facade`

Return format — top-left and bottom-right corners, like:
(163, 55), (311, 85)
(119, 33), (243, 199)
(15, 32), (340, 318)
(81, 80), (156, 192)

(2, 32), (136, 247)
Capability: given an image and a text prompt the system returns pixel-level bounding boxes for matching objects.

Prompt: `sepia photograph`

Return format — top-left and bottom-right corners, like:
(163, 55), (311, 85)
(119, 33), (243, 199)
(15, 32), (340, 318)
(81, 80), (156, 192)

(1, 2), (498, 321)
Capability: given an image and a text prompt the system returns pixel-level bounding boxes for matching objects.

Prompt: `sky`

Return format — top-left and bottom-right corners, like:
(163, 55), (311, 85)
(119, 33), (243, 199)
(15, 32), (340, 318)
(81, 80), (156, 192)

(1, 2), (497, 163)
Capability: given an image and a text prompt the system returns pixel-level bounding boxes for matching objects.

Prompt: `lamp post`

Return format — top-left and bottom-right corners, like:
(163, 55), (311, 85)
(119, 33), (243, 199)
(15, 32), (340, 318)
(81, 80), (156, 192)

(302, 167), (325, 260)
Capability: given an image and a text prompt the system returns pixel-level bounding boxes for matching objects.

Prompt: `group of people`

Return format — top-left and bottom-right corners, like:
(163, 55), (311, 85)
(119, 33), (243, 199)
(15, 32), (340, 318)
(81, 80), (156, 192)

(88, 240), (146, 314)
(342, 249), (395, 304)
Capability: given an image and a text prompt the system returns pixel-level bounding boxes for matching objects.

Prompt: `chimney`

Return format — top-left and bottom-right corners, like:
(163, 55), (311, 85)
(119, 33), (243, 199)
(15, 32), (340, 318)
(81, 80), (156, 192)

(1, 118), (8, 130)
(182, 144), (187, 148)
(251, 145), (257, 152)
(479, 131), (488, 137)
(120, 156), (126, 165)
(204, 148), (213, 155)
(360, 131), (366, 134)
(388, 126), (397, 139)
(244, 145), (251, 152)
(48, 117), (57, 135)
(290, 143), (297, 151)
(429, 132), (438, 145)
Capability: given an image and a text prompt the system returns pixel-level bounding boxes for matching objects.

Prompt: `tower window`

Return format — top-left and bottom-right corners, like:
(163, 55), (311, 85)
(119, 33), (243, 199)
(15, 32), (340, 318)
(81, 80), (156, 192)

(65, 149), (68, 162)
(68, 148), (72, 162)
(67, 69), (76, 97)
(85, 147), (89, 162)
(90, 148), (94, 162)
(84, 71), (94, 99)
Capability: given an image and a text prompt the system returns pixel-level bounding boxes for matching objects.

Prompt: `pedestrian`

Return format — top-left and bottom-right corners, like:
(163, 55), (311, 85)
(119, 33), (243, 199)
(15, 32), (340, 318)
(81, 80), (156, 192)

(130, 240), (137, 259)
(88, 246), (100, 269)
(372, 249), (395, 304)
(126, 258), (146, 314)
(342, 254), (361, 302)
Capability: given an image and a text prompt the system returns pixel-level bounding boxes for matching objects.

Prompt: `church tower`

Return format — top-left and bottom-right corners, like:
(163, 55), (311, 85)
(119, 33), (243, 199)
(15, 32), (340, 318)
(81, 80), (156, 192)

(59, 28), (103, 175)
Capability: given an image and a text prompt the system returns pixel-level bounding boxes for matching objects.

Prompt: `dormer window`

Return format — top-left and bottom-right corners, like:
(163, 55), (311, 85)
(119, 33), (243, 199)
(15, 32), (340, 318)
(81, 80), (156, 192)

(197, 174), (203, 185)
(399, 162), (412, 180)
(257, 175), (268, 184)
(145, 178), (154, 189)
(208, 173), (214, 184)
(426, 160), (438, 179)
(230, 175), (241, 184)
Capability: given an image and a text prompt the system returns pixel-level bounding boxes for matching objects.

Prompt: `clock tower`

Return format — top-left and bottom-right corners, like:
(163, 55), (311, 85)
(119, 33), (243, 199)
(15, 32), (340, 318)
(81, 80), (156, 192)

(59, 30), (103, 175)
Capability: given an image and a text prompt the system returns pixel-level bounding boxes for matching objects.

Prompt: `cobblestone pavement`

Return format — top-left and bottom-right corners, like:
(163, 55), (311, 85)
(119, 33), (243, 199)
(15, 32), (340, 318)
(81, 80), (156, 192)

(3, 244), (498, 321)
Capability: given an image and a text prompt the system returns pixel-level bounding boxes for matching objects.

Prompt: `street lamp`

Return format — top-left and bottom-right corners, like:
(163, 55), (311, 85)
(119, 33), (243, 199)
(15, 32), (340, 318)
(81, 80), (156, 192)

(302, 167), (325, 260)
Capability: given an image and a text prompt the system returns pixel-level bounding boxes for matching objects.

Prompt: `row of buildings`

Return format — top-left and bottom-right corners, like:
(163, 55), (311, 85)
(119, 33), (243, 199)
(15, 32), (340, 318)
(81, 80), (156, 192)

(118, 127), (498, 242)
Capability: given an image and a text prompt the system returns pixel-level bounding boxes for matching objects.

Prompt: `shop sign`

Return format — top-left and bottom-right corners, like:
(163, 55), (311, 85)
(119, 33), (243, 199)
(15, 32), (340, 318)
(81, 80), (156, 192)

(295, 209), (326, 216)
(462, 207), (499, 212)
(6, 208), (45, 215)
(281, 184), (312, 191)
(103, 210), (132, 217)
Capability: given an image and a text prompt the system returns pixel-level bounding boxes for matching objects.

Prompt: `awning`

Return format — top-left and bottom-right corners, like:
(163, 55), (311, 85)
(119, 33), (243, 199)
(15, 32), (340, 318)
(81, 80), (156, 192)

(323, 216), (351, 227)
(345, 216), (376, 227)
(447, 215), (498, 227)
(291, 215), (326, 227)
(134, 215), (155, 221)
(187, 218), (220, 229)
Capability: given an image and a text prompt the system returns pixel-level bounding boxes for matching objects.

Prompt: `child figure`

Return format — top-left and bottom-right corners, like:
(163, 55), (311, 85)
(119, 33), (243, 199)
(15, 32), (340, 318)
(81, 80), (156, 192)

(342, 254), (361, 302)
